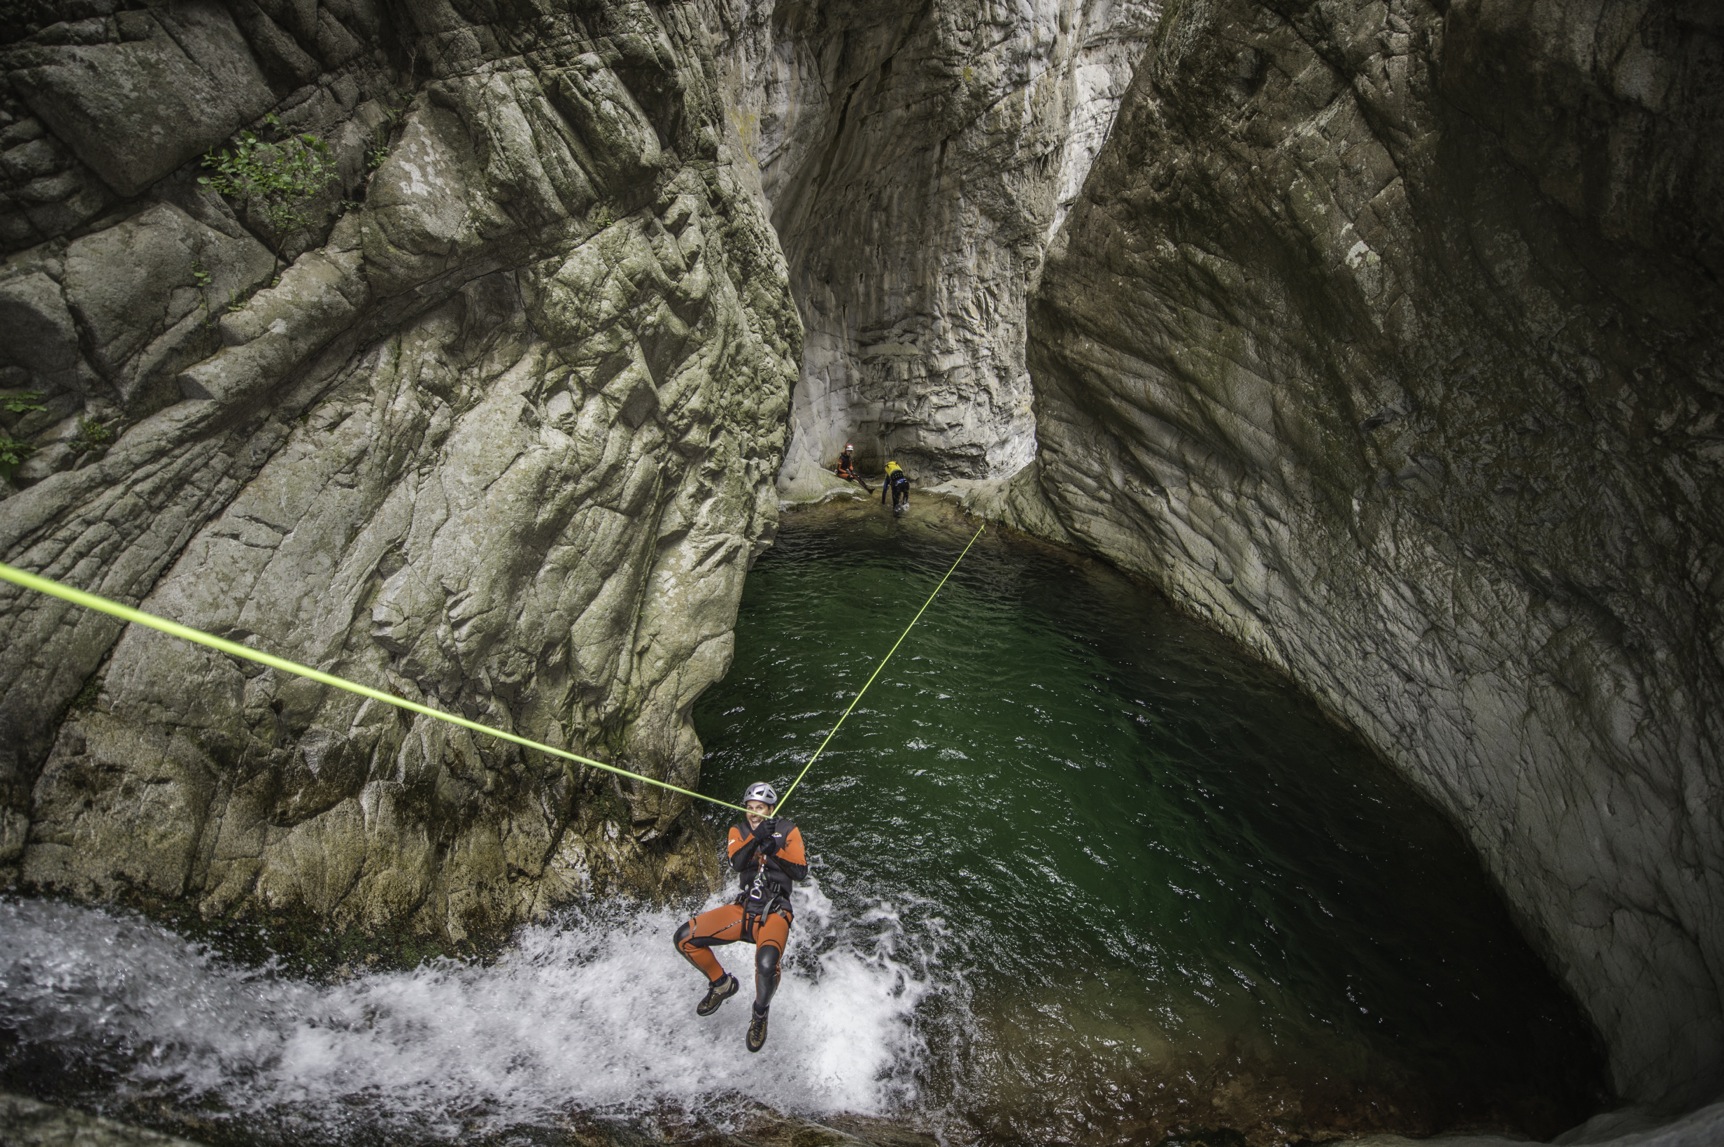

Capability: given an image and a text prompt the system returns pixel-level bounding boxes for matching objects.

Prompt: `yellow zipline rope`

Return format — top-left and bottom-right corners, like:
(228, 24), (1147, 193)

(0, 520), (986, 822)
(776, 520), (986, 814)
(0, 560), (747, 813)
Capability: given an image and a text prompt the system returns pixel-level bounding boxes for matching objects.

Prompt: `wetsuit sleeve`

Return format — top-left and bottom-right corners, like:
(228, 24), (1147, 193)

(727, 825), (761, 870)
(766, 825), (809, 882)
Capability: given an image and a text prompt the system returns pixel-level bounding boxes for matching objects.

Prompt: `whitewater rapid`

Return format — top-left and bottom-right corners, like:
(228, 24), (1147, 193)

(0, 883), (951, 1141)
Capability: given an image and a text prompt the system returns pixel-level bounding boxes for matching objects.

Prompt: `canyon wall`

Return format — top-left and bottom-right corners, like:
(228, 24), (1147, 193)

(2, 0), (1719, 1125)
(697, 0), (1158, 491)
(0, 0), (800, 943)
(1009, 0), (1723, 1111)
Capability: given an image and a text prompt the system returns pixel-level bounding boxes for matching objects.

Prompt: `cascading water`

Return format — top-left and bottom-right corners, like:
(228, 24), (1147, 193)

(0, 884), (940, 1143)
(692, 503), (1608, 1144)
(0, 503), (1606, 1146)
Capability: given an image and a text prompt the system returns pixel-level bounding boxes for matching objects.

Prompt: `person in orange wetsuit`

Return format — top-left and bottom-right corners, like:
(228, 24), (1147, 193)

(673, 781), (809, 1051)
(835, 442), (872, 493)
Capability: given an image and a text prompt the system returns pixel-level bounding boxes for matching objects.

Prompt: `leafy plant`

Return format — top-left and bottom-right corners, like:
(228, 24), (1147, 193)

(75, 417), (113, 453)
(366, 143), (390, 170)
(0, 432), (31, 478)
(2, 389), (46, 415)
(190, 260), (212, 288)
(199, 114), (339, 241)
(1, 390), (45, 478)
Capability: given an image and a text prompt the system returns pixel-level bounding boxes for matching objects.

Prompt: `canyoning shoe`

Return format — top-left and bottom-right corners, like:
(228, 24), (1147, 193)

(697, 973), (740, 1016)
(696, 973), (739, 1016)
(746, 1008), (769, 1052)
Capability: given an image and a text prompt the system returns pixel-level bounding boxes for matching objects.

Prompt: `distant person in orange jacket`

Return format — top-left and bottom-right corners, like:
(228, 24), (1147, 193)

(835, 442), (872, 493)
(673, 781), (809, 1051)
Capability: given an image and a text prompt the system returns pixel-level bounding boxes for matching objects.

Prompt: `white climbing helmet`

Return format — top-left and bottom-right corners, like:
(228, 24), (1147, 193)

(742, 781), (778, 807)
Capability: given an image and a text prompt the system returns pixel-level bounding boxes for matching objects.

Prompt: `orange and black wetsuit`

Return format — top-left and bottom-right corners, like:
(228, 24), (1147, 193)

(836, 448), (858, 479)
(674, 818), (809, 1012)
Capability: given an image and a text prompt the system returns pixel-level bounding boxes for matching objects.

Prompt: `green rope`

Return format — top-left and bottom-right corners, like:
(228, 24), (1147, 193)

(776, 520), (986, 814)
(0, 560), (747, 813)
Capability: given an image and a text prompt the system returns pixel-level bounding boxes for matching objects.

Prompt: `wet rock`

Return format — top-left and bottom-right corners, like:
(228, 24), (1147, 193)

(63, 198), (275, 404)
(1016, 0), (1723, 1111)
(698, 0), (1159, 492)
(4, 4), (281, 197)
(0, 1093), (209, 1147)
(0, 89), (115, 251)
(0, 4), (799, 944)
(1348, 1097), (1724, 1146)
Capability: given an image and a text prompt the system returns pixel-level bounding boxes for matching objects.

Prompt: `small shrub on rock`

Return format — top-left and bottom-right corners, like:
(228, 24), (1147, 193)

(200, 114), (338, 250)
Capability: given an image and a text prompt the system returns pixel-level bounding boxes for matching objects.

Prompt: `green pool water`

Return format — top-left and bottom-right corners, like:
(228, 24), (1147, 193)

(693, 502), (1606, 1145)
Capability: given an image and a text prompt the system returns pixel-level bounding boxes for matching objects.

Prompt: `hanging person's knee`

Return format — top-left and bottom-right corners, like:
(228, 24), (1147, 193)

(755, 943), (782, 1007)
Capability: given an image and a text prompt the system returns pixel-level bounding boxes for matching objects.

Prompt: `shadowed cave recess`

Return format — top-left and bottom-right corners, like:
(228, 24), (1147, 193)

(0, 0), (1720, 1145)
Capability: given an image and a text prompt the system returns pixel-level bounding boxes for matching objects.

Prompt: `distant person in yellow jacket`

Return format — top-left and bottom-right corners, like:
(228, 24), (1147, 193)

(882, 460), (911, 514)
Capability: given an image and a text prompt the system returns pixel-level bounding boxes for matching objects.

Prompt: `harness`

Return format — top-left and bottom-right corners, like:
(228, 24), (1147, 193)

(737, 821), (795, 924)
(739, 871), (788, 927)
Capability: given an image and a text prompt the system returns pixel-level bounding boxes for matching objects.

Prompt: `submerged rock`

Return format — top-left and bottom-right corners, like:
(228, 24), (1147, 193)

(0, 4), (800, 944)
(0, 1092), (210, 1147)
(1013, 0), (1723, 1112)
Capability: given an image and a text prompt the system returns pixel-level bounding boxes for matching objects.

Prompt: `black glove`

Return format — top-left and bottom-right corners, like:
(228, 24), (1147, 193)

(750, 817), (775, 842)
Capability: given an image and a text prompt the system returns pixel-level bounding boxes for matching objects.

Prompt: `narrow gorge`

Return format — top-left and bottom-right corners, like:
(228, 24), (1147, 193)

(0, 2), (1719, 1146)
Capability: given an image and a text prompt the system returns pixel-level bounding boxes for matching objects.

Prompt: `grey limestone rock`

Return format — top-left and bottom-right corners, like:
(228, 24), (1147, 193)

(1016, 0), (1723, 1112)
(698, 0), (1159, 494)
(63, 198), (277, 404)
(0, 1093), (210, 1147)
(5, 3), (282, 197)
(0, 2), (799, 945)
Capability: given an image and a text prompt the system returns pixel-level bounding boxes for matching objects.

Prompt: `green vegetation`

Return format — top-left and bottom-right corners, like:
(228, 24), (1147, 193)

(0, 433), (30, 476)
(74, 416), (113, 454)
(199, 114), (339, 241)
(3, 389), (46, 416)
(0, 389), (46, 480)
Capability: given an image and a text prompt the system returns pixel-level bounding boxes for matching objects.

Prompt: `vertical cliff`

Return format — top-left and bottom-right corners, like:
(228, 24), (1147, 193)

(0, 0), (800, 943)
(698, 0), (1159, 490)
(1016, 0), (1723, 1110)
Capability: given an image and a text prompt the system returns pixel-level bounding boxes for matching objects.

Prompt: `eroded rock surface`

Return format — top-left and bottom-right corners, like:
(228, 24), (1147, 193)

(698, 0), (1158, 492)
(1011, 0), (1723, 1110)
(0, 1092), (210, 1147)
(0, 2), (799, 943)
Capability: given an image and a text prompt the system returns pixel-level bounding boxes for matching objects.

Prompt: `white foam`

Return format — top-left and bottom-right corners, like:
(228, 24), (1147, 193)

(0, 884), (945, 1138)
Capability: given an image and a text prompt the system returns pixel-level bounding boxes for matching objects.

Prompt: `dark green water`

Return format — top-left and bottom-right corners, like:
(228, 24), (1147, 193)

(694, 503), (1606, 1145)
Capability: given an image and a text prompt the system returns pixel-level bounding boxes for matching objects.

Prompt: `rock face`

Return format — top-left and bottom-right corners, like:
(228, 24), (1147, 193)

(697, 0), (1158, 492)
(0, 2), (799, 943)
(1013, 0), (1723, 1111)
(1, 1092), (211, 1147)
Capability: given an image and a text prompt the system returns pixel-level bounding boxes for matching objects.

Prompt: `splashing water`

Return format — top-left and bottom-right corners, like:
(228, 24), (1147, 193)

(693, 504), (1608, 1143)
(0, 505), (1606, 1146)
(0, 881), (943, 1142)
